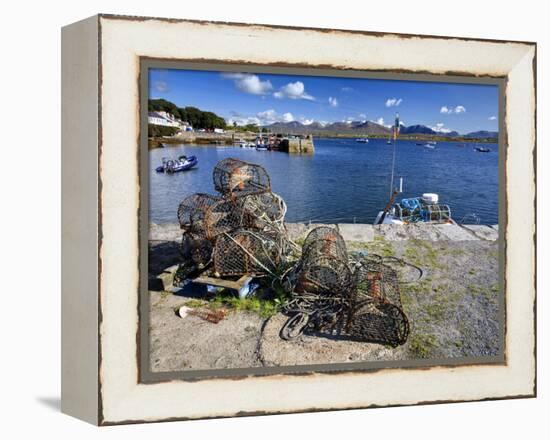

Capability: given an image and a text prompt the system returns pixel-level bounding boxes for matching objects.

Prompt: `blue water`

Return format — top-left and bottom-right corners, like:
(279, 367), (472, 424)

(149, 138), (499, 225)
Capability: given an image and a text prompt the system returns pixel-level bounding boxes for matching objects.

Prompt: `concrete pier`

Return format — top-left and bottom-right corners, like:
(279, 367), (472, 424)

(147, 222), (501, 372)
(149, 222), (499, 243)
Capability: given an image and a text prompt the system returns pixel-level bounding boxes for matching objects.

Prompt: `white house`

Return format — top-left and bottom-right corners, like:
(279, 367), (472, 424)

(148, 111), (180, 128)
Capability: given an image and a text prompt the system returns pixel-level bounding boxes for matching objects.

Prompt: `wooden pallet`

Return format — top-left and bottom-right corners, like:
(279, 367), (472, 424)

(156, 265), (254, 298)
(192, 274), (254, 299)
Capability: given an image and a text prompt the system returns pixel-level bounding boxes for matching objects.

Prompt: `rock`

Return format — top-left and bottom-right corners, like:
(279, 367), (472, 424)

(460, 225), (499, 241)
(337, 223), (374, 242)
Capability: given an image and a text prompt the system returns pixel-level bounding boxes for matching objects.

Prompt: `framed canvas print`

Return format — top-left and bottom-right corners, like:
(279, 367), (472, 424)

(61, 14), (536, 425)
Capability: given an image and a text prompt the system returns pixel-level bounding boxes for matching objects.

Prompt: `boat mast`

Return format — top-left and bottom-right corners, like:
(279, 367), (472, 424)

(389, 113), (399, 198)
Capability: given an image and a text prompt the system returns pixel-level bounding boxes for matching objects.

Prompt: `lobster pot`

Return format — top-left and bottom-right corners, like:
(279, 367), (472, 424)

(343, 301), (409, 347)
(302, 226), (348, 262)
(203, 199), (255, 240)
(177, 193), (221, 234)
(213, 229), (285, 277)
(238, 192), (287, 229)
(179, 231), (213, 268)
(353, 257), (402, 306)
(296, 254), (354, 296)
(421, 203), (451, 222)
(393, 198), (451, 223)
(212, 158), (271, 198)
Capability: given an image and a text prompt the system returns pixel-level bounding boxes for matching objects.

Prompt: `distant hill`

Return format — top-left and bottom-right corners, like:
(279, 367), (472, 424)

(266, 120), (391, 135)
(465, 130), (498, 139)
(400, 124), (436, 135)
(264, 121), (485, 139)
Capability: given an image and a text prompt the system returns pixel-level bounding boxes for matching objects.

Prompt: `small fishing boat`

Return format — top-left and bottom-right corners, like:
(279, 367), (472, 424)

(375, 191), (454, 225)
(421, 143), (435, 149)
(255, 136), (268, 150)
(376, 113), (454, 225)
(474, 146), (491, 153)
(155, 155), (198, 173)
(356, 137), (369, 143)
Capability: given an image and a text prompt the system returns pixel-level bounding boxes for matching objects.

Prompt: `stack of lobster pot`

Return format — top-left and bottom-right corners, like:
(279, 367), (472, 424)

(282, 226), (409, 347)
(175, 158), (291, 281)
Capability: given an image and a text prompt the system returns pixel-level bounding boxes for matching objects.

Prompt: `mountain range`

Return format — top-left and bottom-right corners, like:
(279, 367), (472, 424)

(264, 120), (497, 139)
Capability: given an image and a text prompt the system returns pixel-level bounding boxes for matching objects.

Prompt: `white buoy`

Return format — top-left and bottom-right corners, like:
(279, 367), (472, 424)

(421, 193), (439, 204)
(178, 306), (191, 318)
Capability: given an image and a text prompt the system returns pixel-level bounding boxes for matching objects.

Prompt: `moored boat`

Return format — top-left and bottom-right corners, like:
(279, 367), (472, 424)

(474, 146), (491, 153)
(375, 192), (453, 225)
(155, 155), (198, 173)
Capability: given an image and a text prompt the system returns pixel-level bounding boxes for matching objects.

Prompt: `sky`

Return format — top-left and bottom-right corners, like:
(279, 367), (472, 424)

(149, 68), (499, 134)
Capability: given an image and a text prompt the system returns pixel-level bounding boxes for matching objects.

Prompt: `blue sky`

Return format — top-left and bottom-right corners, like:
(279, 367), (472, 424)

(149, 68), (499, 134)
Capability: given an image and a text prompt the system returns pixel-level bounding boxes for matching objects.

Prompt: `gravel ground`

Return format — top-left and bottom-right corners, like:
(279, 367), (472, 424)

(148, 223), (501, 372)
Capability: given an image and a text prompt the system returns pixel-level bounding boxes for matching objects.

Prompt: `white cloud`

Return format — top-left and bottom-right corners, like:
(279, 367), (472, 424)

(227, 116), (261, 126)
(328, 96), (338, 107)
(488, 115), (497, 120)
(370, 117), (392, 128)
(440, 105), (467, 114)
(221, 72), (273, 95)
(282, 112), (295, 122)
(429, 122), (453, 133)
(358, 113), (367, 119)
(385, 98), (403, 107)
(273, 81), (314, 100)
(300, 118), (315, 125)
(153, 80), (169, 92)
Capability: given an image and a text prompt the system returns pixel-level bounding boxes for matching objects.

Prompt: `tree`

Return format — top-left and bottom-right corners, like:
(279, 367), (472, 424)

(148, 99), (228, 130)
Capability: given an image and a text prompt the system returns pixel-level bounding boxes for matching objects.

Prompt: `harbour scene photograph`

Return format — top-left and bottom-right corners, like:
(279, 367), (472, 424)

(145, 67), (502, 374)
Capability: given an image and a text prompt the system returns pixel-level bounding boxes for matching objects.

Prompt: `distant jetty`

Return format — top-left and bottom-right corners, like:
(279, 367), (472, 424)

(149, 131), (315, 154)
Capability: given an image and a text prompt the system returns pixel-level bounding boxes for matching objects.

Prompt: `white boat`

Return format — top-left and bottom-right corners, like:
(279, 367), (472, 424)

(375, 113), (452, 225)
(356, 137), (369, 143)
(375, 192), (454, 225)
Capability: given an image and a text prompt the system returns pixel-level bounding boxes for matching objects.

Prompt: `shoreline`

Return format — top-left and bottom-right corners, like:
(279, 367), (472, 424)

(149, 222), (499, 243)
(149, 134), (497, 149)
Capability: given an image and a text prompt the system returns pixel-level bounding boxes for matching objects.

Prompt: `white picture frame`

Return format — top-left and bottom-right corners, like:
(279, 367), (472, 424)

(61, 14), (536, 425)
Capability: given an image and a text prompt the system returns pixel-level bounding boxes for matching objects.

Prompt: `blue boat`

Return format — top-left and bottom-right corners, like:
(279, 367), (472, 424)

(156, 155), (198, 173)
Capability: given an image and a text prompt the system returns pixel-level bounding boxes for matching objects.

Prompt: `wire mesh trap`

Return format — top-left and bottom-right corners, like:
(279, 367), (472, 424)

(333, 300), (410, 347)
(179, 231), (213, 268)
(238, 192), (287, 230)
(203, 199), (256, 240)
(280, 227), (410, 346)
(392, 197), (452, 223)
(177, 193), (221, 235)
(212, 229), (289, 277)
(172, 162), (413, 349)
(213, 158), (271, 198)
(301, 226), (348, 262)
(353, 256), (402, 306)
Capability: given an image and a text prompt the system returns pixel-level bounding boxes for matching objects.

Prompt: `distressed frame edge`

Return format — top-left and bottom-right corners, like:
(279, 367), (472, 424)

(93, 15), (537, 425)
(138, 59), (508, 384)
(61, 15), (101, 425)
